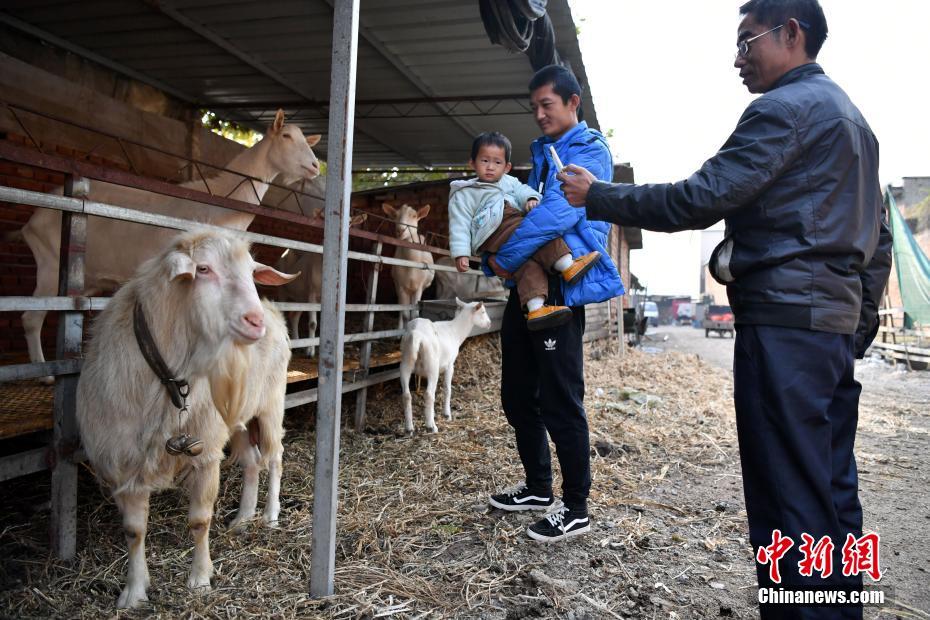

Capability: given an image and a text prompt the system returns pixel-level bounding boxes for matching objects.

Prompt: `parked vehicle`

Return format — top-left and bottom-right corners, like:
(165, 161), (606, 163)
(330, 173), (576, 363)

(702, 304), (735, 337)
(643, 301), (659, 327)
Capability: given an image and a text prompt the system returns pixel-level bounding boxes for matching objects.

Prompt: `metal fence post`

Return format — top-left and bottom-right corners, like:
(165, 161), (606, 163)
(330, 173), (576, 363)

(354, 240), (383, 431)
(50, 174), (86, 559)
(311, 0), (359, 598)
(616, 296), (625, 357)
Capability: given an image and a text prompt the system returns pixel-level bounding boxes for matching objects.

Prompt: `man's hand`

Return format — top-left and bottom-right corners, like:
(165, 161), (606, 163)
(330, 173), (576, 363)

(525, 197), (539, 211)
(455, 257), (470, 273)
(557, 163), (597, 207)
(488, 255), (513, 279)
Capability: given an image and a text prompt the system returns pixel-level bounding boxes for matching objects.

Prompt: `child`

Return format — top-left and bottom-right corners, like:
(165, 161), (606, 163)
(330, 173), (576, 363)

(448, 132), (600, 330)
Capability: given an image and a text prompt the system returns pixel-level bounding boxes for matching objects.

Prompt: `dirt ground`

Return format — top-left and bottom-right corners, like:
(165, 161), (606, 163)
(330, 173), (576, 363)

(0, 327), (928, 619)
(641, 325), (930, 618)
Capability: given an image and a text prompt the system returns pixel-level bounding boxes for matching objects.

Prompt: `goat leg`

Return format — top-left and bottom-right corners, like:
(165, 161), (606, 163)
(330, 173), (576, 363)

(228, 428), (260, 532)
(185, 463), (219, 590)
(114, 490), (151, 609)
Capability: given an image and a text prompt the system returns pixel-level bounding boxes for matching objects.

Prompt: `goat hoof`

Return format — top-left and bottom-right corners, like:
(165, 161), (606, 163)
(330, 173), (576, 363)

(426, 425), (438, 434)
(187, 578), (212, 591)
(228, 516), (252, 533)
(116, 585), (149, 609)
(262, 518), (280, 529)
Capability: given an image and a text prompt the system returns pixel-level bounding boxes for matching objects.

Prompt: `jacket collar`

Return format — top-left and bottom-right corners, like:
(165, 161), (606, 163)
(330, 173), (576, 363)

(770, 62), (824, 91)
(530, 121), (593, 159)
(534, 120), (590, 149)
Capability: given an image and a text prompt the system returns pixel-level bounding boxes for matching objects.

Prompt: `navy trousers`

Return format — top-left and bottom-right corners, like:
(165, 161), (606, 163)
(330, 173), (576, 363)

(499, 279), (590, 510)
(734, 325), (864, 620)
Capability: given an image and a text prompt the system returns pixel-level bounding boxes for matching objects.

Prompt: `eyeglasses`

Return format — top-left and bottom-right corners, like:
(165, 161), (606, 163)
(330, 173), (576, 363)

(736, 20), (810, 59)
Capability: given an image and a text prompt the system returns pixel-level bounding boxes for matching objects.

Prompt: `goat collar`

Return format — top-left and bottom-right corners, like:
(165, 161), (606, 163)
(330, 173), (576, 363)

(132, 302), (190, 410)
(400, 224), (423, 246)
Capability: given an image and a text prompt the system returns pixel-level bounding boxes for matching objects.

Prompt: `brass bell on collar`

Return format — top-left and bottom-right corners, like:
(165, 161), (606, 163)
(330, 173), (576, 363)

(166, 434), (204, 457)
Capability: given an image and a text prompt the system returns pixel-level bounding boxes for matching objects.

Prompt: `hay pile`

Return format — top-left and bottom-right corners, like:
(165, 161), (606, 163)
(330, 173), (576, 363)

(1, 336), (748, 619)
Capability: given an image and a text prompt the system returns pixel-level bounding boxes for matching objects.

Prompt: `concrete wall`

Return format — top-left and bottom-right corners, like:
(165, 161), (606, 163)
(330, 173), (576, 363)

(901, 177), (930, 212)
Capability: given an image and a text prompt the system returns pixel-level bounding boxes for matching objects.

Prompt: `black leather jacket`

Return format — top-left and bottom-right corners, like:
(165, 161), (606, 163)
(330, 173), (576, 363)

(586, 63), (892, 356)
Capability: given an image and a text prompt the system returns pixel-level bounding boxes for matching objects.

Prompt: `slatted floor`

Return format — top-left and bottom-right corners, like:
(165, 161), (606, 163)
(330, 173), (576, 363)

(0, 381), (55, 439)
(0, 350), (403, 440)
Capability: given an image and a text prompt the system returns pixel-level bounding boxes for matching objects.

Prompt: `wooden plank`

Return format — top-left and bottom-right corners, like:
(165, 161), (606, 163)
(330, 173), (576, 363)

(286, 368), (401, 409)
(870, 341), (930, 356)
(355, 241), (383, 430)
(0, 359), (81, 382)
(50, 176), (83, 560)
(869, 342), (930, 363)
(0, 448), (48, 483)
(286, 350), (401, 384)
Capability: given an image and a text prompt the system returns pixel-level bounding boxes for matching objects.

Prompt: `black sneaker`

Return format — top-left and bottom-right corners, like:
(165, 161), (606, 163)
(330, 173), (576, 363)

(527, 506), (591, 542)
(488, 483), (554, 512)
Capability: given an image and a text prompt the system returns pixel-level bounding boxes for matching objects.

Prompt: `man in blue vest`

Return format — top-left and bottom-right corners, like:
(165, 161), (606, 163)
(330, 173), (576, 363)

(485, 64), (625, 542)
(557, 0), (892, 616)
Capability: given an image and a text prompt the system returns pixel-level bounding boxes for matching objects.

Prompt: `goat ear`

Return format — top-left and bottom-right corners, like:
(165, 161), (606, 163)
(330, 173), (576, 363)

(254, 263), (300, 286)
(168, 252), (196, 282)
(382, 203), (397, 217)
(272, 109), (285, 133)
(474, 301), (484, 312)
(306, 134), (322, 147)
(416, 204), (431, 220)
(350, 212), (368, 227)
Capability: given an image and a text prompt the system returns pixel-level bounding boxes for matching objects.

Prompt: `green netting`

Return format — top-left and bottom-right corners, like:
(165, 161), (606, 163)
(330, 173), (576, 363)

(886, 187), (930, 328)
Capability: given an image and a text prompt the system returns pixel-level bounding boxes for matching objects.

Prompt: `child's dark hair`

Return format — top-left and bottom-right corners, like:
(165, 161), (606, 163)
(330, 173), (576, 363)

(470, 131), (512, 163)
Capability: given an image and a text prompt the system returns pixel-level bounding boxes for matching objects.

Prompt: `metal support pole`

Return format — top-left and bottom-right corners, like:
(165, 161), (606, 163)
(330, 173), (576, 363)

(616, 297), (625, 357)
(354, 241), (383, 431)
(50, 175), (86, 559)
(311, 0), (359, 598)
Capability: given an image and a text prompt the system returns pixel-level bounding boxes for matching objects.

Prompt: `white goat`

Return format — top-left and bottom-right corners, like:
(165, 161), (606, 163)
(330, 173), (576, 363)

(382, 203), (434, 327)
(398, 299), (491, 433)
(274, 208), (367, 357)
(76, 230), (295, 608)
(20, 109), (320, 382)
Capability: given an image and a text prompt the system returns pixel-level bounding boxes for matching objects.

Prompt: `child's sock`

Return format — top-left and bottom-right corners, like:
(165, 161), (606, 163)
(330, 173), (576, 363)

(526, 296), (545, 312)
(553, 254), (573, 272)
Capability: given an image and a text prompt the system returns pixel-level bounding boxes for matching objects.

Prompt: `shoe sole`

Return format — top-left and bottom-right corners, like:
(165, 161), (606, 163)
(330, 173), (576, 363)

(563, 252), (600, 286)
(526, 523), (591, 543)
(526, 308), (573, 332)
(488, 497), (554, 512)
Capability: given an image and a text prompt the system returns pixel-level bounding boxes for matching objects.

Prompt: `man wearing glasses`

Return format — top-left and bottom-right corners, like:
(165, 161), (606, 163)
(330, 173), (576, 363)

(557, 0), (891, 617)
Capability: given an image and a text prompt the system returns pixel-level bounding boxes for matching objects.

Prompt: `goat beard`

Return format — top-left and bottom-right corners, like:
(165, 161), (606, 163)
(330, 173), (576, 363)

(208, 343), (250, 427)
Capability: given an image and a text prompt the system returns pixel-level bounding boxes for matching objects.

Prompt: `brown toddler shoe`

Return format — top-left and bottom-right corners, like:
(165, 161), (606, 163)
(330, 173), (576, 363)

(561, 251), (601, 286)
(527, 305), (573, 331)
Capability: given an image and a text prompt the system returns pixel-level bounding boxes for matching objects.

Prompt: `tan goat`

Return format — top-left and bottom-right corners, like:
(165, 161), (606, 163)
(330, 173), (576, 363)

(382, 203), (434, 327)
(20, 109), (319, 382)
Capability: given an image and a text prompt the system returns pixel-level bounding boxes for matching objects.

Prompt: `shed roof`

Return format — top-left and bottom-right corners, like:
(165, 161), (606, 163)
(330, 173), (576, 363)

(0, 0), (599, 169)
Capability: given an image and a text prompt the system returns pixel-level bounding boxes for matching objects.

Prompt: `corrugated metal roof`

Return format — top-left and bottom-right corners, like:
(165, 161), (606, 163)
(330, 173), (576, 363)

(0, 0), (599, 168)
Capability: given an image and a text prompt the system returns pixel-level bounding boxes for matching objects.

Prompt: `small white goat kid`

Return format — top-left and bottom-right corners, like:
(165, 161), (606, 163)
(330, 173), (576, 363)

(398, 299), (491, 433)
